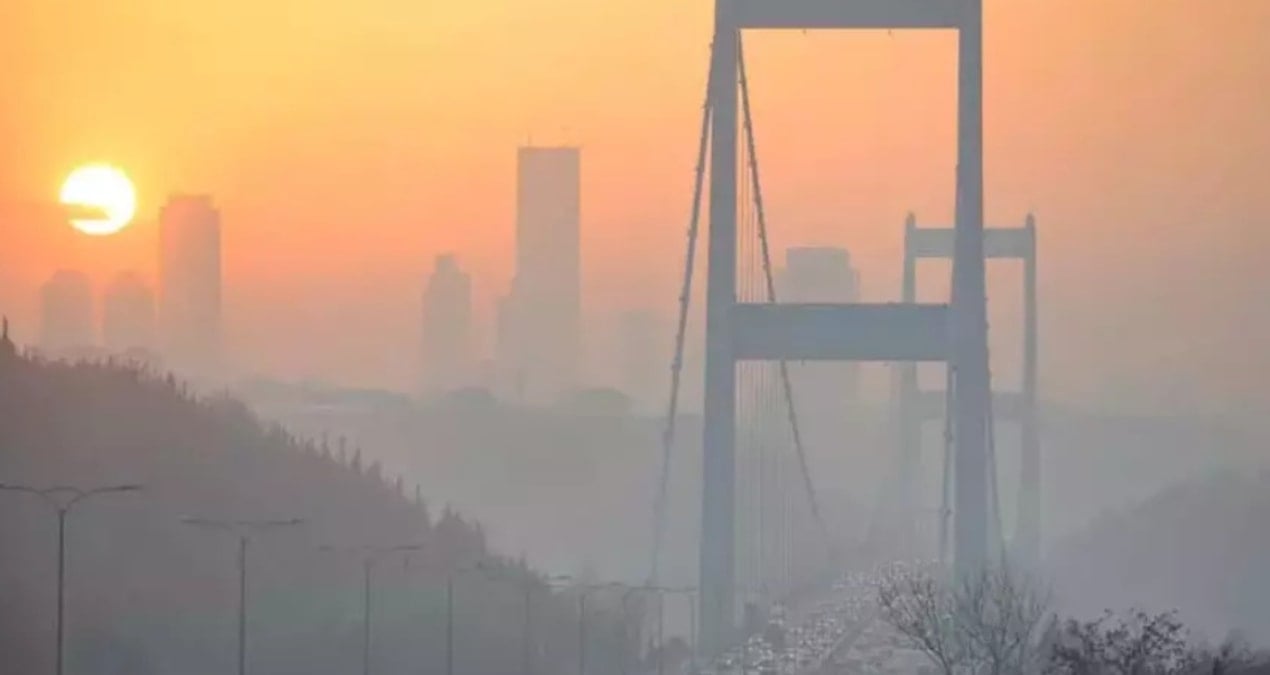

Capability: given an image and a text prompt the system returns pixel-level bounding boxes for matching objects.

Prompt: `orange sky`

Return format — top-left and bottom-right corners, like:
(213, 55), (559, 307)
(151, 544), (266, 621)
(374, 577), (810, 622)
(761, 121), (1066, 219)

(1, 0), (1268, 415)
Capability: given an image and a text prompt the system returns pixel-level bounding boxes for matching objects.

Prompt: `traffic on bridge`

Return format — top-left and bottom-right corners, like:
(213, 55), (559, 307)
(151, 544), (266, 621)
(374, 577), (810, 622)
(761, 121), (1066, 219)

(698, 566), (896, 675)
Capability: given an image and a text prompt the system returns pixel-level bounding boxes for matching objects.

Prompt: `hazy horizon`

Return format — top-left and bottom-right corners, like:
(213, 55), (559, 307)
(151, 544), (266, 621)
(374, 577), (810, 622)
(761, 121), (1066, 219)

(2, 2), (1270, 671)
(1, 0), (1267, 421)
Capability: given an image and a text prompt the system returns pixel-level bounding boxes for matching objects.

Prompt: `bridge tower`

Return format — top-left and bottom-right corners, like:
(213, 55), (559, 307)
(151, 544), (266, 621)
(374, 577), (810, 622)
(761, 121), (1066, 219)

(699, 0), (993, 657)
(892, 213), (1040, 565)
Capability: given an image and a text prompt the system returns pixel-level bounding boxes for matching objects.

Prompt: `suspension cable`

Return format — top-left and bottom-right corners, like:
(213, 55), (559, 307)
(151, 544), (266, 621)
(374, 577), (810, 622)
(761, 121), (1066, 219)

(648, 48), (714, 585)
(986, 369), (1003, 560)
(738, 115), (754, 595)
(940, 367), (954, 566)
(737, 35), (833, 555)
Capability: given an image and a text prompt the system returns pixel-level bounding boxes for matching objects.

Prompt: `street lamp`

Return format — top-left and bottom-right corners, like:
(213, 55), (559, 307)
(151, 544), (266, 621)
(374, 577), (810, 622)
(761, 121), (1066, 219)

(620, 585), (661, 675)
(577, 582), (623, 675)
(621, 584), (697, 675)
(182, 517), (304, 675)
(0, 482), (142, 675)
(320, 543), (424, 675)
(529, 574), (575, 675)
(443, 563), (487, 675)
(474, 563), (571, 675)
(620, 586), (642, 675)
(661, 587), (698, 675)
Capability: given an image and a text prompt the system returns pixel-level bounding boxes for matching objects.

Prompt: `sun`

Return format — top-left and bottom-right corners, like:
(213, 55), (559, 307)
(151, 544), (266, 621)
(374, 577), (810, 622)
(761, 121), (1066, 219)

(59, 164), (137, 236)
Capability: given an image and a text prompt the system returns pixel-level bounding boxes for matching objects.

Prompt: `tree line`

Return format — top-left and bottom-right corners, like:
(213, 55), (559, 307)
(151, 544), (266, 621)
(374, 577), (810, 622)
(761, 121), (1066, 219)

(0, 345), (649, 675)
(876, 560), (1269, 675)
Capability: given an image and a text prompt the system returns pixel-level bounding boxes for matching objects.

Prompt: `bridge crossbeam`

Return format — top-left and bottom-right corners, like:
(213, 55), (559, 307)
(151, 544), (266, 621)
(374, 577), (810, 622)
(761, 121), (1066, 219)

(890, 213), (1040, 567)
(698, 0), (991, 656)
(731, 303), (950, 363)
(912, 389), (1027, 422)
(908, 226), (1034, 259)
(736, 0), (969, 30)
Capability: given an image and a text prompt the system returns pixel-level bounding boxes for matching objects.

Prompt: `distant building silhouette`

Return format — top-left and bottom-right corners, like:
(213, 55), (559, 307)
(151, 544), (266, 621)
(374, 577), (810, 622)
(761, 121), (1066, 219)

(619, 309), (665, 413)
(102, 271), (156, 354)
(39, 269), (95, 353)
(159, 194), (221, 376)
(778, 247), (859, 304)
(421, 254), (473, 397)
(777, 246), (861, 405)
(497, 146), (582, 404)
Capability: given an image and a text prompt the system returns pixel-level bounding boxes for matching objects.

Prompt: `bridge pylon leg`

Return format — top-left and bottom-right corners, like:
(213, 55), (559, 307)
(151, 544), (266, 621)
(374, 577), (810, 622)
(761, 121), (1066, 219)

(950, 0), (992, 578)
(699, 0), (739, 658)
(698, 0), (995, 660)
(1015, 213), (1041, 566)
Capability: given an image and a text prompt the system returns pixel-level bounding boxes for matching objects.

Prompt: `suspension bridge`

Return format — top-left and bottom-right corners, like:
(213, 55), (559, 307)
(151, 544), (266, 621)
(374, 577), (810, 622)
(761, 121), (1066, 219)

(645, 0), (1044, 664)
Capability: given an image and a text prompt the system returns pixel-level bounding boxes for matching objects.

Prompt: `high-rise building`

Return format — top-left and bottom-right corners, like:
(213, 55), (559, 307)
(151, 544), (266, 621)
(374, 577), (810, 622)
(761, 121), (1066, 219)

(39, 269), (94, 353)
(619, 309), (665, 413)
(498, 146), (582, 404)
(421, 254), (473, 397)
(777, 246), (862, 407)
(159, 194), (221, 376)
(102, 271), (156, 354)
(778, 247), (859, 305)
(494, 292), (526, 401)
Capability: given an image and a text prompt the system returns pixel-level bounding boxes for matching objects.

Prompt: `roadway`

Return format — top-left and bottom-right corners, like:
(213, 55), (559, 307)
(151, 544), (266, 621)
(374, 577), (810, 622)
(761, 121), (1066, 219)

(699, 568), (884, 675)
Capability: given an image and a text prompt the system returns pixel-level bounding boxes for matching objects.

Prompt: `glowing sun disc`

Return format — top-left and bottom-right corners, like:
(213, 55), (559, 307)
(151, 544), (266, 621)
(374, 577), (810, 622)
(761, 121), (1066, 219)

(60, 164), (137, 235)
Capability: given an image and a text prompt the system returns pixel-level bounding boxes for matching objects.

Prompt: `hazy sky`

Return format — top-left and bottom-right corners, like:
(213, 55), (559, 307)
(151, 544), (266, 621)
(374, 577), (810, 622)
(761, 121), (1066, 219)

(1, 0), (1267, 415)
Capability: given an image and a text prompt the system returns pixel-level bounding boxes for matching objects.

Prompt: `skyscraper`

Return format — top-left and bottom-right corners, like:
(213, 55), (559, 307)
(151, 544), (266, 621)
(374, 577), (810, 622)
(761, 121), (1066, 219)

(421, 254), (473, 397)
(39, 269), (94, 353)
(159, 194), (221, 376)
(777, 246), (862, 406)
(498, 146), (582, 404)
(778, 247), (859, 305)
(619, 309), (665, 413)
(102, 271), (156, 354)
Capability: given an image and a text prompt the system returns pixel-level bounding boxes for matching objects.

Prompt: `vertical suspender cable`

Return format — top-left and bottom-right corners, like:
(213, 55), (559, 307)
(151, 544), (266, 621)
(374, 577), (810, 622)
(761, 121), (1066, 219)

(940, 367), (954, 567)
(649, 48), (715, 585)
(986, 381), (1003, 561)
(737, 35), (833, 557)
(738, 120), (752, 599)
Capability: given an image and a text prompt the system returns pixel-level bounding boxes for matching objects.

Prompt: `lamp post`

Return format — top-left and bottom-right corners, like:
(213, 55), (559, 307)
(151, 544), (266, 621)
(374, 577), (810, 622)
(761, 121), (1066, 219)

(320, 543), (423, 675)
(443, 564), (488, 675)
(620, 585), (663, 675)
(577, 583), (622, 675)
(0, 483), (142, 675)
(446, 573), (455, 675)
(620, 584), (697, 675)
(620, 586), (643, 675)
(661, 587), (698, 675)
(474, 564), (572, 675)
(183, 517), (304, 675)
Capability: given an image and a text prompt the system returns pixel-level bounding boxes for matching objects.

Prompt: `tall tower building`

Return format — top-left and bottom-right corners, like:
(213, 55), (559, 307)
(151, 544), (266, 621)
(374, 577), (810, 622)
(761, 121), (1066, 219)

(159, 194), (221, 376)
(102, 271), (156, 354)
(620, 309), (665, 414)
(499, 146), (581, 404)
(421, 254), (473, 397)
(495, 292), (525, 402)
(777, 246), (862, 408)
(39, 269), (94, 353)
(778, 247), (859, 304)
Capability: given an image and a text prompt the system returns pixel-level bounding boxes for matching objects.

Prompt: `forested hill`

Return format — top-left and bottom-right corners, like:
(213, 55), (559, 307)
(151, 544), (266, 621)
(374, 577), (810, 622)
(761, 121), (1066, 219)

(0, 344), (626, 675)
(1050, 468), (1270, 646)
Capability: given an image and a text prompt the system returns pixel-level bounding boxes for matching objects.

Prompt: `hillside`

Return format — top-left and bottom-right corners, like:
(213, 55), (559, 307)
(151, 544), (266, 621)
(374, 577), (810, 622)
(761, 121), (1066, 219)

(0, 344), (629, 675)
(1049, 468), (1270, 646)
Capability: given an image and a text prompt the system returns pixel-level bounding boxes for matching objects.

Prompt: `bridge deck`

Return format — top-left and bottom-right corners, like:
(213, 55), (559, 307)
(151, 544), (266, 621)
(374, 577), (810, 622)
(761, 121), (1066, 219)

(736, 0), (969, 30)
(731, 303), (949, 363)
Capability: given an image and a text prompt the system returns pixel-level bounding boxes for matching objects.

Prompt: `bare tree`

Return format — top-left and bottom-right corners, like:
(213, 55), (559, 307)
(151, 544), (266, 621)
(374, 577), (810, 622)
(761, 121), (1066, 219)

(956, 565), (1055, 675)
(1189, 638), (1261, 675)
(877, 565), (969, 675)
(1048, 610), (1191, 675)
(877, 562), (1054, 675)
